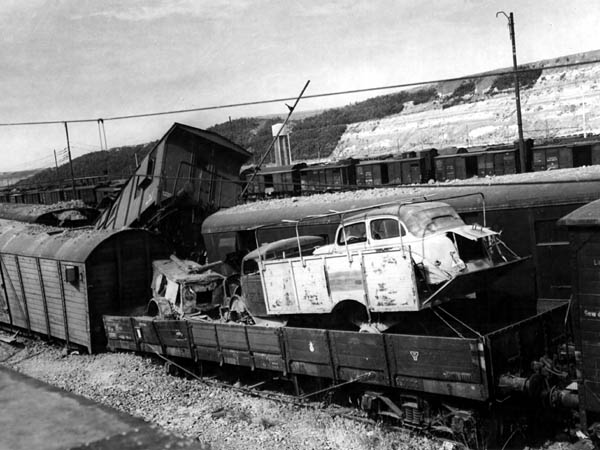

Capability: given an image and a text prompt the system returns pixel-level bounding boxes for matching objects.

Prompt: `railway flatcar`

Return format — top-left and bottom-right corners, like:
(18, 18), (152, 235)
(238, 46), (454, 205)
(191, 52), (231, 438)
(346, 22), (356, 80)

(0, 219), (170, 352)
(103, 282), (574, 447)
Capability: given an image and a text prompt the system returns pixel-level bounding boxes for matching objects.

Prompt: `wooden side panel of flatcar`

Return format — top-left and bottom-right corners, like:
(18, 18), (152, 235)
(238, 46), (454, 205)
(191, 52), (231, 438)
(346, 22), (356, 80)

(385, 334), (487, 400)
(328, 331), (390, 385)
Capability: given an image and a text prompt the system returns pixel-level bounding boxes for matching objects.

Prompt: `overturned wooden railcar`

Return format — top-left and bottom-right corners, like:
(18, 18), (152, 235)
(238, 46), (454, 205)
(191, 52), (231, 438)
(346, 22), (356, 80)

(0, 220), (170, 352)
(95, 122), (251, 257)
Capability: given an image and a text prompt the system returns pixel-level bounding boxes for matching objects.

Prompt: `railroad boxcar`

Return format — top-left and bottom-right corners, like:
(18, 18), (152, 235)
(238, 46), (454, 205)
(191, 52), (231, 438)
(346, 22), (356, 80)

(476, 145), (519, 176)
(0, 220), (170, 352)
(559, 199), (600, 429)
(393, 149), (437, 184)
(96, 122), (251, 231)
(299, 159), (357, 193)
(435, 147), (475, 181)
(244, 163), (306, 198)
(532, 139), (600, 172)
(202, 173), (600, 313)
(355, 159), (390, 187)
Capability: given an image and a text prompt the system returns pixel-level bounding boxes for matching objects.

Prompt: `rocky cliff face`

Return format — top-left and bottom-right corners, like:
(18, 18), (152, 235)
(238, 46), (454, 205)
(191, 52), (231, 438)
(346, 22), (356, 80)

(331, 51), (600, 160)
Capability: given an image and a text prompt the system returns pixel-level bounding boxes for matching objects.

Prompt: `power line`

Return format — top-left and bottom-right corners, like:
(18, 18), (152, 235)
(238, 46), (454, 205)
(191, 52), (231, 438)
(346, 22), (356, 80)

(0, 58), (599, 128)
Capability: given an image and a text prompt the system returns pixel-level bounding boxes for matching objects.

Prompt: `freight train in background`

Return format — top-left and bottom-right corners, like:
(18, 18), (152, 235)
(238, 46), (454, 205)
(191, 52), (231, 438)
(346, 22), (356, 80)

(3, 122), (600, 447)
(241, 137), (600, 199)
(3, 134), (600, 207)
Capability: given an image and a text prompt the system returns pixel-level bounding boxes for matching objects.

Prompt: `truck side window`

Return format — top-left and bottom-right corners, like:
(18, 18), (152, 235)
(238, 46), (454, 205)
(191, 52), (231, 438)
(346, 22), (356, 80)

(337, 222), (367, 245)
(242, 259), (259, 275)
(370, 218), (405, 240)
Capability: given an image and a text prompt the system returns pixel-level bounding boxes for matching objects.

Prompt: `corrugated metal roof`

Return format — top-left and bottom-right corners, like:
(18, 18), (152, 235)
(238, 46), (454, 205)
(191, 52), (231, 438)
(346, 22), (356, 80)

(0, 202), (98, 226)
(0, 219), (155, 262)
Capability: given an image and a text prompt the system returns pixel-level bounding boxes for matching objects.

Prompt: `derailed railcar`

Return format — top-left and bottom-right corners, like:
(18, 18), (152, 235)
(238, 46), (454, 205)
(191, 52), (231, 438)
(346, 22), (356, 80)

(0, 220), (170, 352)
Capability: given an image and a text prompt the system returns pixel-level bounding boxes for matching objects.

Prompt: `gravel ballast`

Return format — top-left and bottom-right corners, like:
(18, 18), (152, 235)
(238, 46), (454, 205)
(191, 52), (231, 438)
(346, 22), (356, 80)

(0, 336), (436, 450)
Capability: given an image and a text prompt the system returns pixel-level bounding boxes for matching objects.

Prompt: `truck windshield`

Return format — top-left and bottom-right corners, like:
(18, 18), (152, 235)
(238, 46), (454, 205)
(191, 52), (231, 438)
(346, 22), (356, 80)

(370, 218), (405, 240)
(337, 222), (367, 245)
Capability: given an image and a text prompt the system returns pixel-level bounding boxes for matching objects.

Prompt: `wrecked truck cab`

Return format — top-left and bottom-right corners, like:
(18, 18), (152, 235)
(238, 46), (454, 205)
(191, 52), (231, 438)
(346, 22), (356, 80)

(235, 200), (526, 331)
(146, 256), (225, 319)
(313, 202), (503, 285)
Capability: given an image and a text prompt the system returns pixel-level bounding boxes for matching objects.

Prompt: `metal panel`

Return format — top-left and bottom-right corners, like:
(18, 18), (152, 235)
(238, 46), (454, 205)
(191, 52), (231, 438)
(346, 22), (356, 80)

(362, 251), (418, 311)
(324, 254), (365, 306)
(290, 259), (331, 313)
(262, 261), (299, 314)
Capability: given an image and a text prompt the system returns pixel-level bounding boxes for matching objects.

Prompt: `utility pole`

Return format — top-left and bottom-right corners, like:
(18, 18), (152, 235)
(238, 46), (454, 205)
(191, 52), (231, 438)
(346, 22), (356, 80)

(497, 11), (526, 173)
(63, 122), (77, 198)
(53, 149), (62, 190)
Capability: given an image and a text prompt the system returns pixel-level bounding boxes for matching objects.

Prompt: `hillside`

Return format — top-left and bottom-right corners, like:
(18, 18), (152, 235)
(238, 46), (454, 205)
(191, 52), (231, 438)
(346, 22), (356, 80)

(333, 51), (600, 160)
(18, 141), (157, 187)
(12, 49), (600, 186)
(207, 50), (600, 164)
(0, 169), (42, 187)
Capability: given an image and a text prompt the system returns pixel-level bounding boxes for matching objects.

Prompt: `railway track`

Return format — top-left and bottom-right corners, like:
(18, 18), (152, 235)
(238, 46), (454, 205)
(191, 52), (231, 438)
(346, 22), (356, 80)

(151, 350), (488, 450)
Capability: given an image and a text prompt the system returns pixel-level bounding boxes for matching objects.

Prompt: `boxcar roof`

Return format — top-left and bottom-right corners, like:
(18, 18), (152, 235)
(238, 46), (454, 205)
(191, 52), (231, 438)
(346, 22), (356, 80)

(203, 168), (600, 234)
(558, 199), (600, 227)
(0, 219), (162, 262)
(0, 202), (98, 226)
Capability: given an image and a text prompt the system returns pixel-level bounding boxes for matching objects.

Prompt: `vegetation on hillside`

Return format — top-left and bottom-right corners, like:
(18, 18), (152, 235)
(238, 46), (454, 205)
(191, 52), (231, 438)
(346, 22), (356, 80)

(491, 66), (543, 91)
(18, 142), (156, 187)
(208, 87), (438, 162)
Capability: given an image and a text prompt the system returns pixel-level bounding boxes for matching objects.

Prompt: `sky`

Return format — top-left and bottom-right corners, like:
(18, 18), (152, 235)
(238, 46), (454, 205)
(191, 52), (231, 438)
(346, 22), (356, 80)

(0, 0), (599, 172)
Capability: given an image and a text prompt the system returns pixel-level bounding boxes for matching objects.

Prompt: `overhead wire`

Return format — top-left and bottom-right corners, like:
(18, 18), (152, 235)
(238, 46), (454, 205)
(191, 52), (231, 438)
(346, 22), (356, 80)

(0, 58), (599, 127)
(3, 57), (599, 173)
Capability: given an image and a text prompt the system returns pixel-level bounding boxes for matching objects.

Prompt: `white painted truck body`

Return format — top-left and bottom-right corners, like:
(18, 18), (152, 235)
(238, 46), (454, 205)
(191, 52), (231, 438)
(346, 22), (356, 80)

(246, 201), (522, 316)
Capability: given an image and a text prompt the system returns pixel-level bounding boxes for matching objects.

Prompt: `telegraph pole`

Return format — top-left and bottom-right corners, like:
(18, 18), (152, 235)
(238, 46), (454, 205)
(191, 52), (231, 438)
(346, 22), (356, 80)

(497, 11), (526, 173)
(53, 149), (62, 190)
(63, 122), (77, 198)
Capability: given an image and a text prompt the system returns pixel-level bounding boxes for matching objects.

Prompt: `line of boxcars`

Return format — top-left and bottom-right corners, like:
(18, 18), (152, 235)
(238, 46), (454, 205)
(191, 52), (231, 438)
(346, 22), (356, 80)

(0, 176), (125, 208)
(242, 137), (600, 199)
